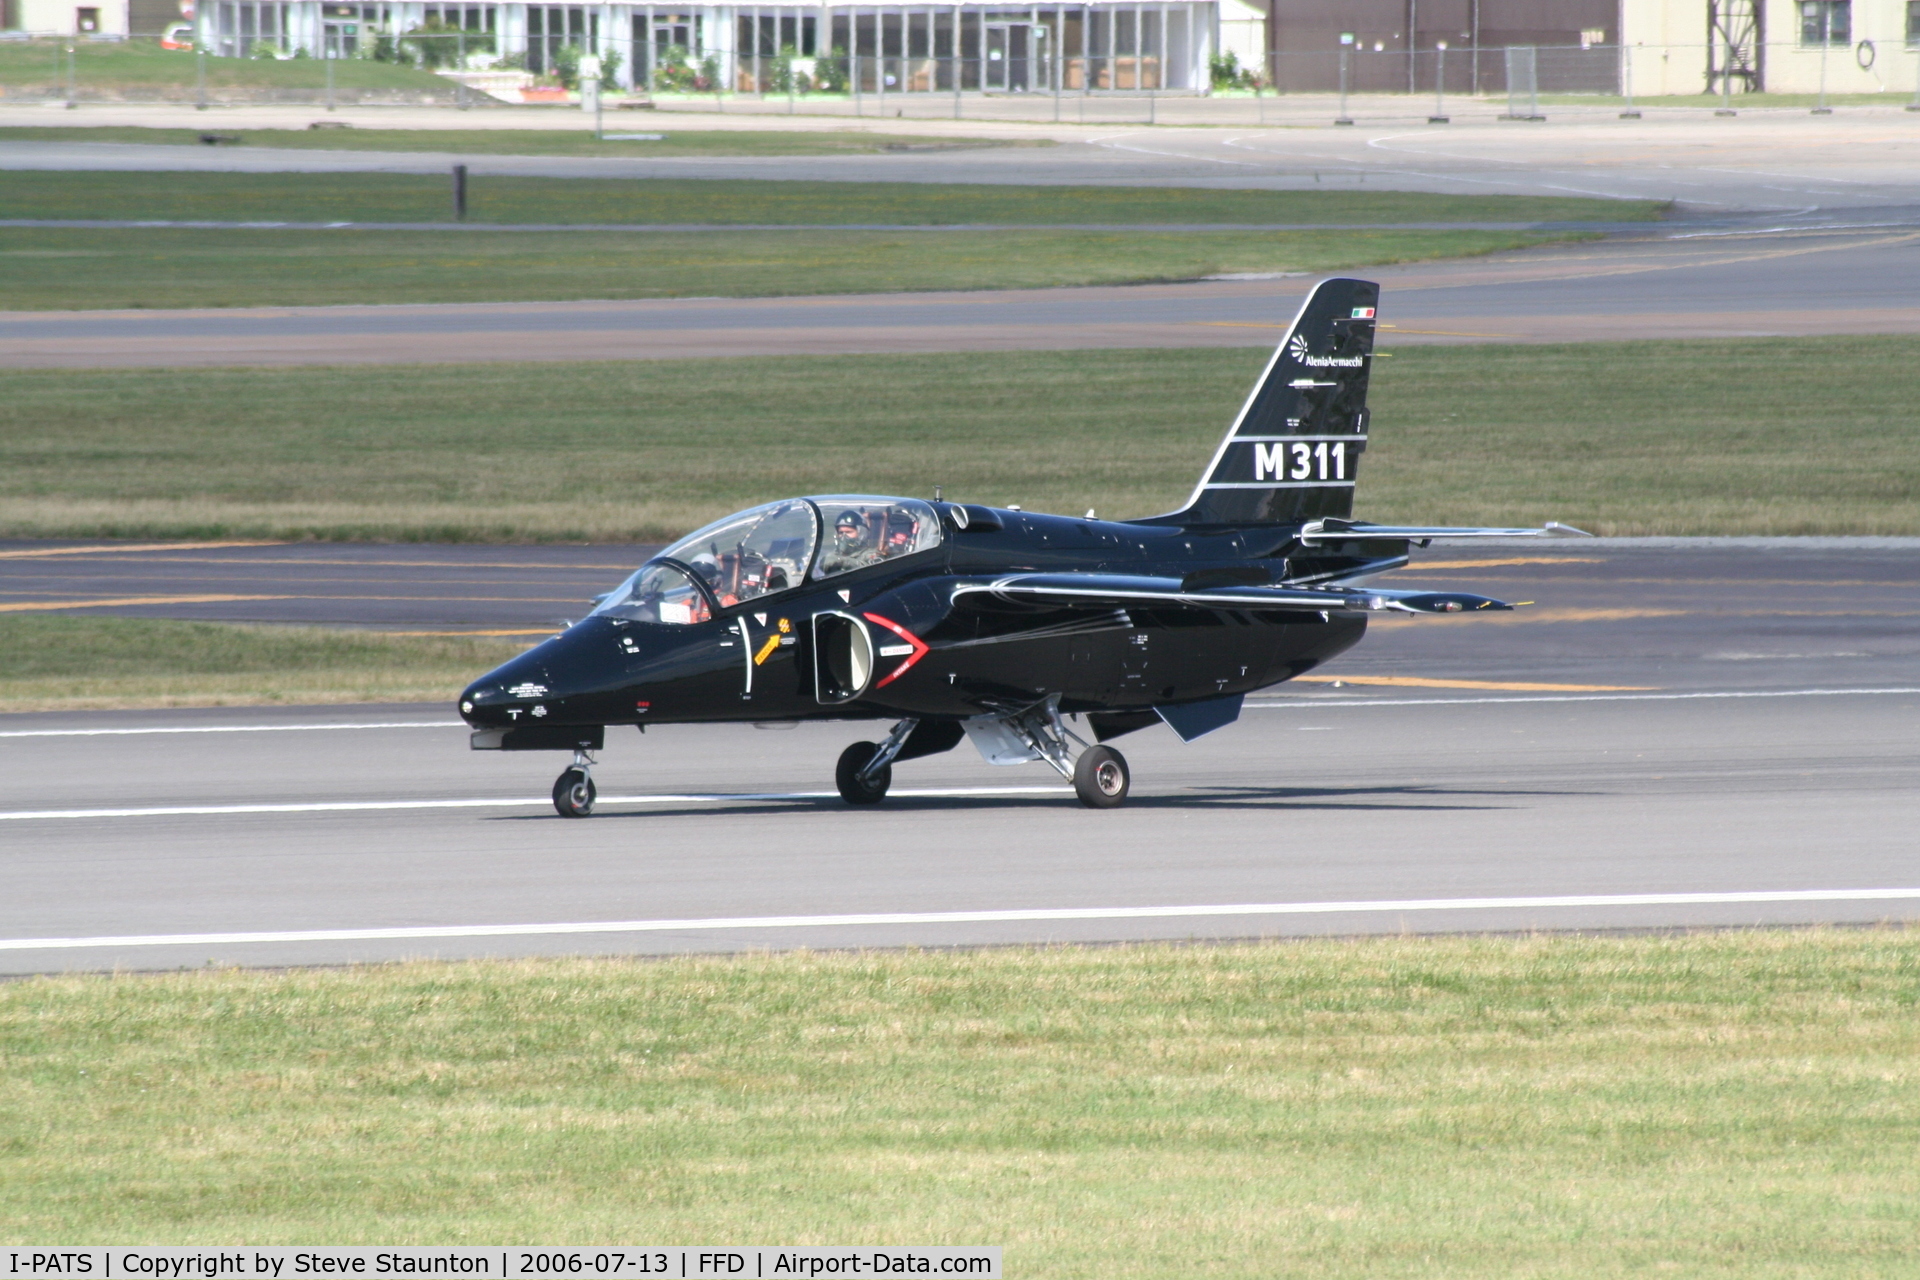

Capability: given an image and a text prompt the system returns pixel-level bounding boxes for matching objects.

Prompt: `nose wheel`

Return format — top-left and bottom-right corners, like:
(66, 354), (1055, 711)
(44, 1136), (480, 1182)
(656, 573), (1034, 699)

(835, 718), (919, 806)
(552, 749), (597, 818)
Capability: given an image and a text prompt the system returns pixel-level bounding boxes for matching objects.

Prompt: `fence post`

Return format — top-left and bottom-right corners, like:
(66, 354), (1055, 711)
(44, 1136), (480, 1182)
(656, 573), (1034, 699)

(1910, 48), (1920, 109)
(65, 43), (76, 109)
(326, 52), (336, 111)
(1620, 43), (1640, 117)
(1335, 46), (1352, 124)
(1429, 42), (1448, 121)
(196, 44), (207, 109)
(1715, 28), (1736, 114)
(1814, 8), (1833, 112)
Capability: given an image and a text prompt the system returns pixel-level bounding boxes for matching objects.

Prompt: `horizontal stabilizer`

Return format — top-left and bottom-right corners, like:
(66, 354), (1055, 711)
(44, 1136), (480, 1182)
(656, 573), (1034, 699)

(1300, 518), (1592, 545)
(950, 574), (1513, 615)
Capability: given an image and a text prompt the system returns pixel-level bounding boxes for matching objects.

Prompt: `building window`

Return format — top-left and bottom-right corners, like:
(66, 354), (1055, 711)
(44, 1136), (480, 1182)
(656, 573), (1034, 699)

(526, 4), (596, 75)
(75, 5), (99, 30)
(1800, 0), (1850, 45)
(1908, 0), (1920, 45)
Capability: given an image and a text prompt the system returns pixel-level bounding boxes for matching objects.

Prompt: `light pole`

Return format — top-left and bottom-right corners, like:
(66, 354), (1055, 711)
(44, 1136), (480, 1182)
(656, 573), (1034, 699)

(1429, 40), (1448, 122)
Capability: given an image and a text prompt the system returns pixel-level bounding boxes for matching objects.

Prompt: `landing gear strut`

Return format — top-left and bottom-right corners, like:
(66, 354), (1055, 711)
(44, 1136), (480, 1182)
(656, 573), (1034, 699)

(994, 696), (1132, 810)
(552, 747), (596, 818)
(836, 717), (918, 805)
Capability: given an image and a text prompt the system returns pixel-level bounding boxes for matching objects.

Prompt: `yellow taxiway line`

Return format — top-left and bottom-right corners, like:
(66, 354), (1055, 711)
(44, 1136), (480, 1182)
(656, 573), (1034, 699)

(0, 594), (294, 612)
(1292, 674), (1656, 692)
(0, 541), (283, 560)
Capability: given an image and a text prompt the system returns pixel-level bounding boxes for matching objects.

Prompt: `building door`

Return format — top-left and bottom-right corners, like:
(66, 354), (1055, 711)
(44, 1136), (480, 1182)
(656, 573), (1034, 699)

(322, 19), (355, 55)
(984, 23), (1031, 91)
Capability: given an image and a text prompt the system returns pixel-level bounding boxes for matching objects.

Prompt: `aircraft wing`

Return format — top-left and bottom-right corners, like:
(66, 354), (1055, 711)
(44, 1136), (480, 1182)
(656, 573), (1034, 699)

(1299, 518), (1591, 546)
(949, 574), (1513, 615)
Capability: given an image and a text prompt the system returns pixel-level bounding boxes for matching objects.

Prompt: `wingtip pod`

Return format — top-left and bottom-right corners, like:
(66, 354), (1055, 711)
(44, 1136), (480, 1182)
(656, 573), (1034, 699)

(1362, 591), (1514, 614)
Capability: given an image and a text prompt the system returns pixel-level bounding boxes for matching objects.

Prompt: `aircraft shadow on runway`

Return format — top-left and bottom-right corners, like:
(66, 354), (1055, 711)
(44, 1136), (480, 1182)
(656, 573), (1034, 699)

(488, 781), (1581, 822)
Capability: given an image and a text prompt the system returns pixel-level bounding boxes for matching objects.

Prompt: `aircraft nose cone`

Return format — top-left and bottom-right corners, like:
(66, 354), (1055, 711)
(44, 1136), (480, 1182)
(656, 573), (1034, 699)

(458, 680), (502, 726)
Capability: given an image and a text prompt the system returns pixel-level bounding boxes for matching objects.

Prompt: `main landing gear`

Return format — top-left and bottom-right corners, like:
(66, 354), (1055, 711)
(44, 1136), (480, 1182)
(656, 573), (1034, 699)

(1001, 697), (1130, 810)
(552, 747), (596, 818)
(1072, 744), (1131, 809)
(835, 700), (1131, 810)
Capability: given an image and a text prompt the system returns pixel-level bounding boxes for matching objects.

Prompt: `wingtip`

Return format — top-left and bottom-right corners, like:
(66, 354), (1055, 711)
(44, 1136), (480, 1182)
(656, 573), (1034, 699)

(1544, 522), (1595, 537)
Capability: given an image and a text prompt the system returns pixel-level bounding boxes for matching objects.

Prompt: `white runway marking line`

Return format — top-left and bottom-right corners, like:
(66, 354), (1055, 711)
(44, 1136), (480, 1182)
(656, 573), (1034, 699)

(0, 721), (463, 738)
(0, 785), (1072, 822)
(1248, 686), (1920, 710)
(6, 888), (1919, 952)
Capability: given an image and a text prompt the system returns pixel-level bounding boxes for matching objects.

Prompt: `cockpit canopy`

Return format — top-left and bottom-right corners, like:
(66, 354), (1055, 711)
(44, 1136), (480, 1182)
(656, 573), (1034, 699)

(590, 496), (942, 625)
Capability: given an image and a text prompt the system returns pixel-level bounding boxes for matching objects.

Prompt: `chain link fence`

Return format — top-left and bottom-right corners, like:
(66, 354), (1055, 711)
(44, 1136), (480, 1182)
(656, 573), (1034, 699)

(2, 32), (1914, 113)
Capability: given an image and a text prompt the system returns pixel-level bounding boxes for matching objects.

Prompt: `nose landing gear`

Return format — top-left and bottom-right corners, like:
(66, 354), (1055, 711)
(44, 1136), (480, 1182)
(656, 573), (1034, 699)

(836, 717), (919, 805)
(552, 747), (597, 817)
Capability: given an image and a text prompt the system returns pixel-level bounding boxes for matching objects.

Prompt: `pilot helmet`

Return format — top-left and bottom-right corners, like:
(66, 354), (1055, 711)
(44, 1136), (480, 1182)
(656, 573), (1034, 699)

(833, 511), (866, 543)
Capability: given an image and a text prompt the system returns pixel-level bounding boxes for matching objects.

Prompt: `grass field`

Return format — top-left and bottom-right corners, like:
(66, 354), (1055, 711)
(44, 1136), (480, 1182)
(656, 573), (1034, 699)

(4, 931), (1917, 1267)
(0, 616), (526, 711)
(1, 337), (1914, 541)
(0, 170), (1661, 226)
(0, 126), (1047, 157)
(0, 225), (1572, 309)
(0, 173), (1636, 308)
(0, 38), (464, 101)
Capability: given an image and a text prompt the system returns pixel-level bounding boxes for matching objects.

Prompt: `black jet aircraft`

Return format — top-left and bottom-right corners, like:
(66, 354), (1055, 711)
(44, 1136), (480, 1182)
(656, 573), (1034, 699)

(459, 278), (1585, 815)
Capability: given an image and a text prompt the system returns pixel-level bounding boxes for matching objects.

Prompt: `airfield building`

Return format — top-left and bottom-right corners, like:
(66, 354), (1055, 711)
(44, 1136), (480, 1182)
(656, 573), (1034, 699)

(6, 0), (1912, 98)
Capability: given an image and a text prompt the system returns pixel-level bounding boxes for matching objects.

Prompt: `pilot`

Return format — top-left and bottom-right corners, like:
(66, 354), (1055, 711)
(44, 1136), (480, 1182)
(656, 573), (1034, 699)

(820, 510), (876, 575)
(882, 512), (916, 558)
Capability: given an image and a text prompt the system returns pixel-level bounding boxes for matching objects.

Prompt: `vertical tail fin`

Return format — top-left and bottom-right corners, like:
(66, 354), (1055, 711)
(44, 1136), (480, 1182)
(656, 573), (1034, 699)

(1164, 277), (1378, 526)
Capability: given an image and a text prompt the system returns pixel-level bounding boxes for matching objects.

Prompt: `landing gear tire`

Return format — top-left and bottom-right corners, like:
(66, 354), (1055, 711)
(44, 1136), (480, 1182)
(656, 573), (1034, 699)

(553, 766), (596, 818)
(836, 740), (891, 805)
(1073, 745), (1130, 809)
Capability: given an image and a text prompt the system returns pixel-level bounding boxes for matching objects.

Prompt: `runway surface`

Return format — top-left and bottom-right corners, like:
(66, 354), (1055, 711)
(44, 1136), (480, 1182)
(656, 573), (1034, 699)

(3, 539), (1915, 973)
(9, 224), (1919, 366)
(4, 685), (1915, 975)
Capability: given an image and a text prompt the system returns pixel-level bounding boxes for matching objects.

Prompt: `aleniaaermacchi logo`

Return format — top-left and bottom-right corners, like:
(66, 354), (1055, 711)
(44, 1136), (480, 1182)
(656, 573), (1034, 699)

(1286, 331), (1364, 370)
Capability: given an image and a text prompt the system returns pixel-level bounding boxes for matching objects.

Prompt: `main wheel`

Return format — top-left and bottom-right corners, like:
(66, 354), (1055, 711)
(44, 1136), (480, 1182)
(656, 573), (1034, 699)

(835, 740), (891, 805)
(552, 767), (596, 818)
(1073, 745), (1130, 809)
